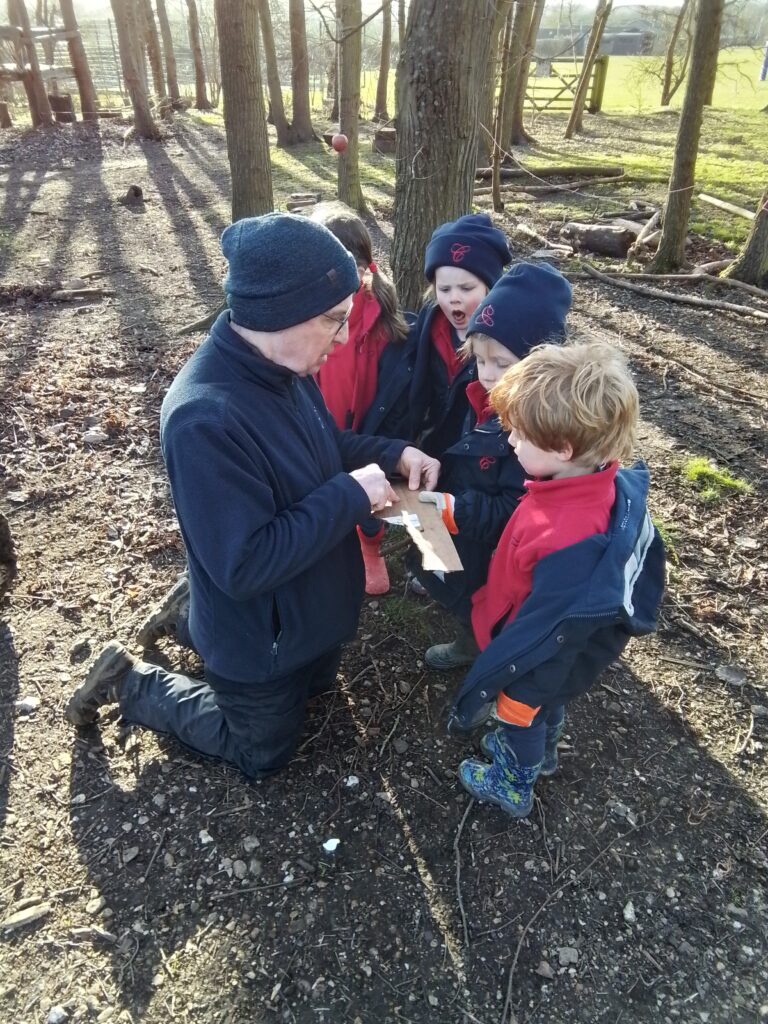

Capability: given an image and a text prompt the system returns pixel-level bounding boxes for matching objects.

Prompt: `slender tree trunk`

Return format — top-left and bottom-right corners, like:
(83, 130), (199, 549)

(186, 0), (213, 109)
(564, 0), (612, 139)
(397, 0), (405, 49)
(214, 0), (273, 219)
(661, 0), (691, 106)
(155, 0), (181, 104)
(142, 0), (167, 99)
(723, 188), (768, 287)
(374, 0), (391, 121)
(110, 0), (160, 138)
(287, 0), (316, 142)
(508, 0), (545, 146)
(392, 0), (496, 310)
(497, 0), (534, 155)
(338, 0), (368, 212)
(59, 0), (99, 120)
(476, 0), (512, 165)
(652, 0), (724, 273)
(257, 0), (290, 146)
(492, 5), (514, 211)
(8, 0), (54, 126)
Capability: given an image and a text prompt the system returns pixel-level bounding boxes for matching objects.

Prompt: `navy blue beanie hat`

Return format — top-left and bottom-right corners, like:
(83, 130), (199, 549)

(222, 213), (359, 331)
(466, 262), (573, 359)
(424, 213), (512, 289)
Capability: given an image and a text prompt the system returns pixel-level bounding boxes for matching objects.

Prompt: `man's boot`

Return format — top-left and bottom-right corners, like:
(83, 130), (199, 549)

(136, 573), (190, 648)
(425, 623), (479, 671)
(65, 641), (136, 726)
(357, 526), (390, 596)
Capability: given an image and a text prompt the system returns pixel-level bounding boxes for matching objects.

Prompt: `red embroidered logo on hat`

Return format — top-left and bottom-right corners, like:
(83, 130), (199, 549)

(479, 456), (496, 471)
(450, 242), (471, 264)
(477, 303), (495, 328)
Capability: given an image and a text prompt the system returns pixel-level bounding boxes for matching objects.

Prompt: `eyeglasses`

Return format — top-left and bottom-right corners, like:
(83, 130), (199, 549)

(322, 308), (352, 339)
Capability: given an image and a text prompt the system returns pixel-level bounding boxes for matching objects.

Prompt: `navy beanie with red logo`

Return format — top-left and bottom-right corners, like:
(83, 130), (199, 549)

(466, 262), (572, 360)
(423, 213), (512, 290)
(222, 213), (359, 332)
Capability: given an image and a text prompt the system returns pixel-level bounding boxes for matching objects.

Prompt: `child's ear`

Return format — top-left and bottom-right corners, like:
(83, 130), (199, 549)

(555, 443), (574, 463)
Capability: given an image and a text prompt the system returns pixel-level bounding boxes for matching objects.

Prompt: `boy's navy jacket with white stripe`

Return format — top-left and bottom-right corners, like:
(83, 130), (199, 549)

(160, 312), (407, 683)
(451, 462), (665, 727)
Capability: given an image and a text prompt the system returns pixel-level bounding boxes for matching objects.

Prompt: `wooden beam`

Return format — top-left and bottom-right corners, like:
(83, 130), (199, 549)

(698, 193), (755, 221)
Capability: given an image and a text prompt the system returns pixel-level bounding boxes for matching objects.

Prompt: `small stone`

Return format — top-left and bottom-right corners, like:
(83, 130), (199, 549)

(536, 960), (555, 979)
(558, 947), (578, 966)
(198, 830), (213, 845)
(122, 847), (139, 865)
(86, 896), (106, 916)
(16, 695), (41, 714)
(0, 902), (52, 931)
(82, 429), (109, 445)
(715, 664), (747, 687)
(249, 858), (262, 877)
(151, 973), (164, 988)
(233, 860), (247, 880)
(344, 775), (360, 788)
(163, 852), (175, 868)
(152, 793), (166, 808)
(48, 1007), (69, 1024)
(751, 706), (768, 720)
(427, 994), (438, 1007)
(393, 738), (408, 754)
(623, 900), (636, 924)
(242, 835), (259, 854)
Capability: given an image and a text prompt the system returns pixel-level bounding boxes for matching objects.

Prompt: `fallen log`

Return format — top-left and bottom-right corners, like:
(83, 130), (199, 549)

(575, 267), (768, 303)
(560, 223), (638, 258)
(627, 210), (661, 260)
(475, 163), (623, 181)
(50, 288), (114, 301)
(474, 173), (629, 197)
(578, 262), (768, 321)
(698, 193), (755, 221)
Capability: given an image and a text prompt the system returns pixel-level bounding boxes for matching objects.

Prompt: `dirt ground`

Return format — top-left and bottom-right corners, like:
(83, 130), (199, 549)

(0, 117), (767, 1024)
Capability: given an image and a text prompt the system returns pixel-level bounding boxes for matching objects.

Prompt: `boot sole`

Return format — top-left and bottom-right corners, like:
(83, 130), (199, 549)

(65, 641), (132, 726)
(136, 577), (189, 648)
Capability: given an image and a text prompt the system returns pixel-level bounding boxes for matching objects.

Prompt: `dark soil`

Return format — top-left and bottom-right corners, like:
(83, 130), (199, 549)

(0, 117), (766, 1024)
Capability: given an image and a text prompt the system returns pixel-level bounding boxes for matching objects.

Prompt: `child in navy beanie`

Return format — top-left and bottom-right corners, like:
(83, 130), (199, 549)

(413, 262), (573, 669)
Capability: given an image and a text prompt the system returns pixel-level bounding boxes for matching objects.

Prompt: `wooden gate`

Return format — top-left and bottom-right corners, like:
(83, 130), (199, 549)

(524, 54), (609, 115)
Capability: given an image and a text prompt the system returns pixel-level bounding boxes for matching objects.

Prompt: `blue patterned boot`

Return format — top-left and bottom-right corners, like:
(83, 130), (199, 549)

(458, 746), (541, 818)
(481, 720), (564, 777)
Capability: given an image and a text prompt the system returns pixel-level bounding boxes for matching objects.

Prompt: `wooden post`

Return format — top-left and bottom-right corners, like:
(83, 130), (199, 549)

(588, 54), (609, 113)
(49, 92), (76, 122)
(0, 102), (12, 128)
(59, 0), (99, 120)
(8, 0), (55, 126)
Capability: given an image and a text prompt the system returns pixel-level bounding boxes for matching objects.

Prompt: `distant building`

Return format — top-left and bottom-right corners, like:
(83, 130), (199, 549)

(536, 22), (655, 58)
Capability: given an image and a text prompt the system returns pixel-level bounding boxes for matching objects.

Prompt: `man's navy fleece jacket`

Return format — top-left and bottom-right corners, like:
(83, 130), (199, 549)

(160, 312), (408, 683)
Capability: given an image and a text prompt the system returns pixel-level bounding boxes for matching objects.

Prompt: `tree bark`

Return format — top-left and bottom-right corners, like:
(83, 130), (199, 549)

(564, 0), (612, 139)
(110, 0), (160, 139)
(142, 0), (167, 99)
(724, 188), (768, 288)
(155, 0), (181, 104)
(186, 0), (213, 109)
(652, 0), (724, 273)
(59, 0), (99, 120)
(491, 5), (514, 211)
(392, 0), (495, 310)
(397, 0), (405, 49)
(257, 0), (290, 146)
(476, 0), (512, 165)
(338, 0), (368, 212)
(214, 0), (273, 220)
(661, 0), (691, 106)
(497, 0), (533, 154)
(8, 0), (54, 127)
(508, 0), (545, 146)
(374, 0), (391, 121)
(287, 0), (316, 142)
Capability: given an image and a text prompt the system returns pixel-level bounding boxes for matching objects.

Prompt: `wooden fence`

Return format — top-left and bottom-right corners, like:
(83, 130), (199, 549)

(524, 55), (609, 115)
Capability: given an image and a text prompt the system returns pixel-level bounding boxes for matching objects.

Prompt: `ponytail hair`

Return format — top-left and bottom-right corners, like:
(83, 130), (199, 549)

(310, 201), (409, 344)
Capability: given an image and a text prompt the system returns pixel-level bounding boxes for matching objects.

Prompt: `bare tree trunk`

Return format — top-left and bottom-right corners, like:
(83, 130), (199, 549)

(110, 0), (160, 139)
(476, 0), (512, 165)
(8, 0), (54, 127)
(652, 0), (724, 273)
(397, 0), (405, 49)
(564, 0), (612, 139)
(155, 0), (181, 105)
(374, 0), (391, 121)
(508, 0), (545, 146)
(497, 0), (531, 154)
(492, 5), (514, 211)
(142, 0), (167, 100)
(392, 0), (495, 310)
(186, 0), (213, 109)
(214, 0), (273, 219)
(59, 0), (99, 120)
(338, 0), (368, 212)
(723, 188), (768, 287)
(257, 0), (290, 146)
(287, 0), (316, 142)
(661, 0), (691, 106)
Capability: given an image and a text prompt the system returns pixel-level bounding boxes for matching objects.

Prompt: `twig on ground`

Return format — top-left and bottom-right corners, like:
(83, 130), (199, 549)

(379, 713), (401, 760)
(579, 262), (768, 321)
(141, 828), (167, 884)
(733, 714), (754, 755)
(297, 697), (339, 753)
(454, 799), (474, 948)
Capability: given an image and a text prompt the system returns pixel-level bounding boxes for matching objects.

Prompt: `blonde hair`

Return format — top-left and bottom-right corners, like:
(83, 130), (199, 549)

(457, 331), (494, 363)
(490, 339), (638, 466)
(310, 201), (408, 344)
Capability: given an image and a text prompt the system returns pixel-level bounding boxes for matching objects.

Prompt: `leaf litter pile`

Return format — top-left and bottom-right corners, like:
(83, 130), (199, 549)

(0, 119), (766, 1024)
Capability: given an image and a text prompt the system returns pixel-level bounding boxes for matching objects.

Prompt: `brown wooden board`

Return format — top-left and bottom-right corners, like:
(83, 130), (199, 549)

(374, 480), (463, 573)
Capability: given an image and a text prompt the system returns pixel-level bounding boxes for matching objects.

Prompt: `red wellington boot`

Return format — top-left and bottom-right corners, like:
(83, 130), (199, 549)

(357, 525), (390, 595)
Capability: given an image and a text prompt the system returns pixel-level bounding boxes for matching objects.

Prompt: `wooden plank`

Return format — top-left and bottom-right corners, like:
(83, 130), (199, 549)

(375, 481), (463, 573)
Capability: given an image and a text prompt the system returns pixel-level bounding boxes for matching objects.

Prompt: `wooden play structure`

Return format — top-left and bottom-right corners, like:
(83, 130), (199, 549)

(0, 0), (98, 127)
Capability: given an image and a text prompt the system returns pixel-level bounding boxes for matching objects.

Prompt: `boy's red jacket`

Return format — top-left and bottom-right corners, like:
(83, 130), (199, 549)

(472, 464), (618, 649)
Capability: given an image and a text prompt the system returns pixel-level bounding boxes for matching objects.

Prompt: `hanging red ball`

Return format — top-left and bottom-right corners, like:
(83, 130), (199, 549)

(331, 133), (349, 153)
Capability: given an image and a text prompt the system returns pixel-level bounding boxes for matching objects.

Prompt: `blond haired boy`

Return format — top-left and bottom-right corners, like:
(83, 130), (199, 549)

(451, 340), (665, 818)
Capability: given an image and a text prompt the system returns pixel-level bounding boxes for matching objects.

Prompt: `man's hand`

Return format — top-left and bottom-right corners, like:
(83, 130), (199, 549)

(397, 446), (440, 491)
(350, 464), (398, 512)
